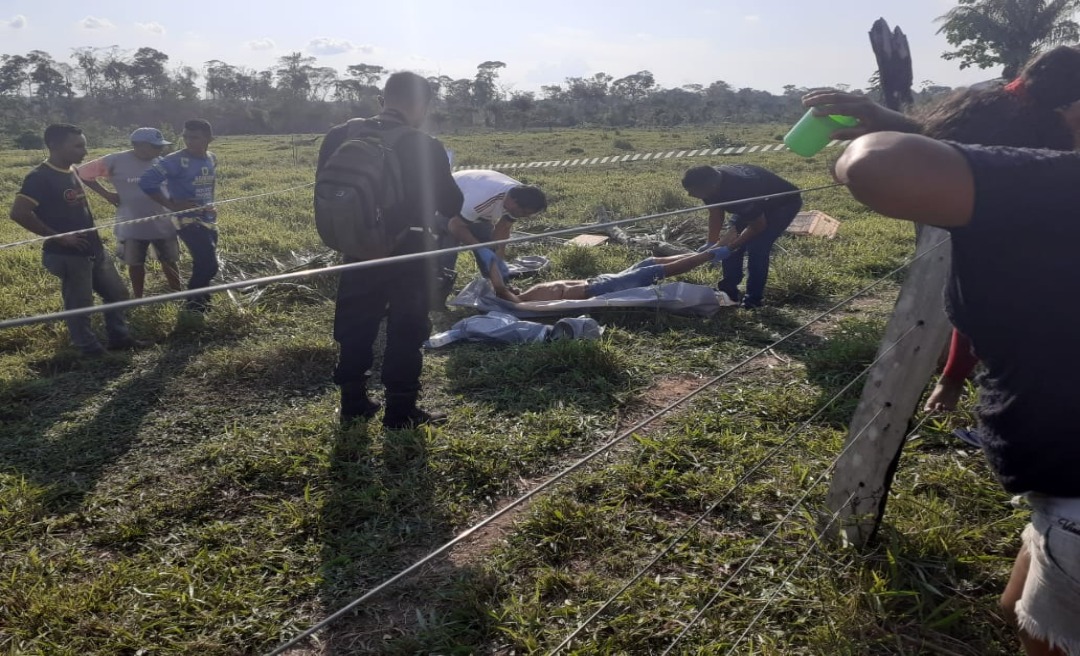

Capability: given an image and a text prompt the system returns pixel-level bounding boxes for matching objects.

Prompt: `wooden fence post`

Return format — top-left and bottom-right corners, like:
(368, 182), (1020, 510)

(869, 18), (914, 111)
(825, 226), (952, 546)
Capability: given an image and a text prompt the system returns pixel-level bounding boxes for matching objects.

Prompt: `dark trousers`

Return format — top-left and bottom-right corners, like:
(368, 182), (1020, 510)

(437, 220), (494, 276)
(178, 224), (219, 310)
(719, 198), (802, 303)
(333, 260), (433, 394)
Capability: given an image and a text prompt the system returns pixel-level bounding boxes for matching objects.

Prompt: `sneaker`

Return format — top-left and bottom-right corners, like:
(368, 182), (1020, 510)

(383, 408), (448, 431)
(740, 297), (763, 310)
(80, 345), (108, 358)
(107, 337), (151, 351)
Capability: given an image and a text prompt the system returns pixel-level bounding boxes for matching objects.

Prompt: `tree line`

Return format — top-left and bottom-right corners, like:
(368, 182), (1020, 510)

(0, 46), (928, 146)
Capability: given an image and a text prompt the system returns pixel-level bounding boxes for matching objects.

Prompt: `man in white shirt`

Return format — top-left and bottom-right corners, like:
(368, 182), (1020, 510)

(436, 169), (548, 302)
(78, 127), (181, 298)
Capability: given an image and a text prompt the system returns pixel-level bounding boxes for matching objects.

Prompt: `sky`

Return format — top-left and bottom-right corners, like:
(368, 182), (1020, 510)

(0, 0), (1005, 94)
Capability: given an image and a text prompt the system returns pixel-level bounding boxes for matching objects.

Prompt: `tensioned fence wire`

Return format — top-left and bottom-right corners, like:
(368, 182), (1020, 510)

(657, 401), (891, 656)
(0, 184), (843, 330)
(546, 320), (927, 654)
(0, 135), (841, 253)
(717, 412), (938, 655)
(0, 182), (316, 251)
(263, 240), (947, 656)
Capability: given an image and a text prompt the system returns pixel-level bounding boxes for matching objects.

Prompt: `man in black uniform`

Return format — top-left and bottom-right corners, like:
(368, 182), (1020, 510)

(318, 72), (464, 429)
(681, 164), (802, 308)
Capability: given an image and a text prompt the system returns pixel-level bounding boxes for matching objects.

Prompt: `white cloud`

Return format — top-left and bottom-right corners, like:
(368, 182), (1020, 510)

(744, 15), (760, 22)
(246, 38), (276, 51)
(1, 14), (26, 29)
(79, 16), (114, 30)
(306, 37), (376, 56)
(136, 21), (165, 35)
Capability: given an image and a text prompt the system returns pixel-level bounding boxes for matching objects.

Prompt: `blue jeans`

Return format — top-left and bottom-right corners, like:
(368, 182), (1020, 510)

(42, 250), (130, 353)
(178, 224), (219, 311)
(586, 259), (662, 296)
(719, 199), (802, 304)
(438, 219), (495, 276)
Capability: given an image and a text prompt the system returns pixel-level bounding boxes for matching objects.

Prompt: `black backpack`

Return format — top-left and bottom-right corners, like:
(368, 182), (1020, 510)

(314, 118), (412, 261)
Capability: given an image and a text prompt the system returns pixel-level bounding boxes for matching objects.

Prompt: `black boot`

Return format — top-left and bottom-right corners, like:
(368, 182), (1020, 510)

(383, 390), (447, 431)
(340, 382), (380, 424)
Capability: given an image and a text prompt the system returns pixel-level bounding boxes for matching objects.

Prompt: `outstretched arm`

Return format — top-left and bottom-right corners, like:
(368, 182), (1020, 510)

(802, 89), (922, 140)
(487, 259), (521, 303)
(835, 132), (974, 228)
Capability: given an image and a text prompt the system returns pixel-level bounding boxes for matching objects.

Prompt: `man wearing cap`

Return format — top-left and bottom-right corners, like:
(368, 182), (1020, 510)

(79, 127), (181, 298)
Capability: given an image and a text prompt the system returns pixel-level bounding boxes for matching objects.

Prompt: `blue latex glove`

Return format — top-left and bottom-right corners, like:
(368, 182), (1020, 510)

(476, 247), (511, 280)
(709, 246), (732, 262)
(696, 241), (717, 253)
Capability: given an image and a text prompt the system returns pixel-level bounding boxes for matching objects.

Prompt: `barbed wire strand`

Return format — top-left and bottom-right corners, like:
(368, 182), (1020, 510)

(546, 321), (923, 655)
(263, 244), (942, 656)
(722, 412), (936, 654)
(723, 488), (860, 655)
(1, 182), (316, 251)
(658, 404), (890, 656)
(0, 184), (844, 331)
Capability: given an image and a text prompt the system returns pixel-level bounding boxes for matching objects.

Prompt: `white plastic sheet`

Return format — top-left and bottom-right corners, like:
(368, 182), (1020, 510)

(425, 312), (603, 348)
(450, 278), (736, 318)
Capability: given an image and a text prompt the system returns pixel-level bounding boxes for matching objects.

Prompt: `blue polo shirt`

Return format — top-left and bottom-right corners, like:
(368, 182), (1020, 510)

(139, 150), (217, 227)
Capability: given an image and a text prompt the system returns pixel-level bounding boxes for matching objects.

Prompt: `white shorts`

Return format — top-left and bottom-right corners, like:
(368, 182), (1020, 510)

(117, 238), (179, 266)
(1016, 501), (1080, 655)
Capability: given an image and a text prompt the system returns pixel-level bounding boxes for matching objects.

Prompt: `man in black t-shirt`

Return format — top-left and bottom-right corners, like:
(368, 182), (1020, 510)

(681, 164), (802, 308)
(318, 72), (464, 430)
(8, 124), (141, 356)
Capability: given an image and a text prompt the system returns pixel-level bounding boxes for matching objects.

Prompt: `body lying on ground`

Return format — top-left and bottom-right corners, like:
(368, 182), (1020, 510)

(487, 248), (730, 303)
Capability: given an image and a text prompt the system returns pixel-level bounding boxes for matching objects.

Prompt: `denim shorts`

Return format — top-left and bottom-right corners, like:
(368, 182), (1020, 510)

(1016, 499), (1080, 655)
(586, 259), (663, 297)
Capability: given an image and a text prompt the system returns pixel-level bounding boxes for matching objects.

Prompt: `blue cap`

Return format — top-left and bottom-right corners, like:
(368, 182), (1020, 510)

(130, 127), (171, 146)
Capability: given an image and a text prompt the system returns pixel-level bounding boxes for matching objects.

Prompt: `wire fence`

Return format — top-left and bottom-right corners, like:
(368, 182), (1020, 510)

(264, 241), (946, 656)
(0, 167), (952, 655)
(0, 184), (840, 330)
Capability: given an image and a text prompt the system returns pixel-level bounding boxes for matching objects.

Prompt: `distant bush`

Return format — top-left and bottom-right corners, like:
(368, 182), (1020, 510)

(613, 139), (634, 151)
(13, 131), (43, 150)
(702, 132), (746, 149)
(650, 188), (689, 214)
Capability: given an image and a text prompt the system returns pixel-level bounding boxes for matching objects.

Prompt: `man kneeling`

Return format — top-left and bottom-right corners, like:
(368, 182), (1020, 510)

(487, 247), (731, 303)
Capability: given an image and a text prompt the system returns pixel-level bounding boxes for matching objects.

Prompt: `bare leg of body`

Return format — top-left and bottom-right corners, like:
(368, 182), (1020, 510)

(653, 252), (713, 277)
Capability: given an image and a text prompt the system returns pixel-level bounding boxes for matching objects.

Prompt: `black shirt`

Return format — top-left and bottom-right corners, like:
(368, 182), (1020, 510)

(17, 162), (104, 256)
(946, 142), (1080, 497)
(703, 164), (800, 229)
(317, 113), (463, 254)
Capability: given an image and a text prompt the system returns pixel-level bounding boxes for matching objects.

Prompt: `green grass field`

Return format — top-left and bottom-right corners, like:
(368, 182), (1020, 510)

(0, 127), (1023, 655)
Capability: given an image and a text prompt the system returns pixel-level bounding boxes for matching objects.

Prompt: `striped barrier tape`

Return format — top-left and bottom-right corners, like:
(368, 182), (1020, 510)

(451, 139), (849, 172)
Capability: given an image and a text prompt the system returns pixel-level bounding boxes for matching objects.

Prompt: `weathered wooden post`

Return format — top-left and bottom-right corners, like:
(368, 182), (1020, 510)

(825, 226), (952, 546)
(869, 18), (914, 111)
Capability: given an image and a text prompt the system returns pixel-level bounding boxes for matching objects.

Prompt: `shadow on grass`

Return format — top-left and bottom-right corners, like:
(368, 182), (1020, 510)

(317, 424), (496, 655)
(0, 338), (208, 515)
(443, 337), (633, 414)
